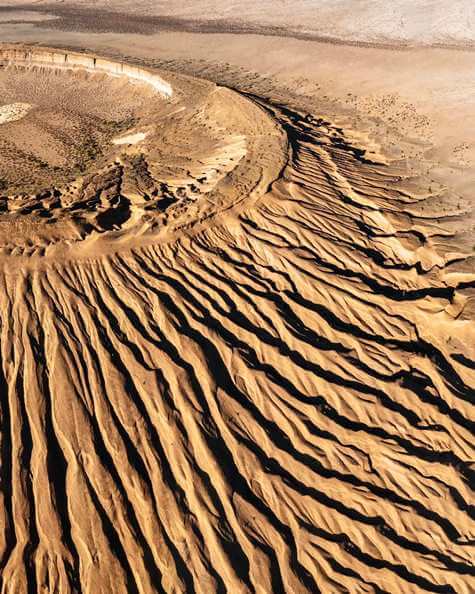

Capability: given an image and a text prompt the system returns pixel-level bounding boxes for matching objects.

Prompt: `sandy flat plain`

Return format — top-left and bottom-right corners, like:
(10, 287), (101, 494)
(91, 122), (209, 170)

(0, 2), (473, 594)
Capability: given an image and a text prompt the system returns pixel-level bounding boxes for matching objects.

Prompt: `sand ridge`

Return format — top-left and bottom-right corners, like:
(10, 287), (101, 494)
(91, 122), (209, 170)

(0, 43), (473, 594)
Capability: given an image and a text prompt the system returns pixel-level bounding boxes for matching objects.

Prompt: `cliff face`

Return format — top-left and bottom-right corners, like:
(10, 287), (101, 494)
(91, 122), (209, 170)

(0, 46), (173, 97)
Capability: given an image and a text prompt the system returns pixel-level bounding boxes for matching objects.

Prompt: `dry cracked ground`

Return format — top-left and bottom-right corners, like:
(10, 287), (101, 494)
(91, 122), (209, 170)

(0, 35), (473, 594)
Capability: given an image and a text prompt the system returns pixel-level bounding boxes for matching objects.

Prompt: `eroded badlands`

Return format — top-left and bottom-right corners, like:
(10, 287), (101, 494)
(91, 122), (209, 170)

(0, 45), (473, 594)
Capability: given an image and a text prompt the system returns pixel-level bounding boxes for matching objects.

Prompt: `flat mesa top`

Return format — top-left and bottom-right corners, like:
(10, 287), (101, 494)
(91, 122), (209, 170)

(0, 65), (155, 194)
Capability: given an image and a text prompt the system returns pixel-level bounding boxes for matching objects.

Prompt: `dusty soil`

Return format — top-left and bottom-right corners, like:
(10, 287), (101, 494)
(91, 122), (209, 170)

(0, 66), (148, 194)
(0, 6), (473, 594)
(2, 1), (475, 46)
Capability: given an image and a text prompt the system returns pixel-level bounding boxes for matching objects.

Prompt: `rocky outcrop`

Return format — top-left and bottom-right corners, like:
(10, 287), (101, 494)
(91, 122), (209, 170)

(0, 45), (173, 97)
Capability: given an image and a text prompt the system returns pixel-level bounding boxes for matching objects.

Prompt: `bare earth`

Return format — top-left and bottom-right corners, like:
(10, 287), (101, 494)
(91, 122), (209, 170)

(0, 3), (473, 594)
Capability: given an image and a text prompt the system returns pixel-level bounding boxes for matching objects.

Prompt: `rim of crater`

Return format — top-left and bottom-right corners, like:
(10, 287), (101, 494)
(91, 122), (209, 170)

(0, 44), (289, 270)
(0, 42), (174, 98)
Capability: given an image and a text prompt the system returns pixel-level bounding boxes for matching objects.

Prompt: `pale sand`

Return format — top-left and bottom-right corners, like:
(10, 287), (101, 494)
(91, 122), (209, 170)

(112, 131), (147, 145)
(4, 1), (475, 46)
(0, 6), (473, 593)
(0, 101), (32, 124)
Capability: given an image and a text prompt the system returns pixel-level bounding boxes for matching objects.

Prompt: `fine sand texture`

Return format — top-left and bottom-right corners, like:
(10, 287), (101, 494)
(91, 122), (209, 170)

(3, 1), (475, 46)
(0, 10), (474, 594)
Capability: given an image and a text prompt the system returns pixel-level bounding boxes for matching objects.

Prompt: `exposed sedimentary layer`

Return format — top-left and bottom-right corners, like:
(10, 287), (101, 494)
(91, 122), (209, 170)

(0, 45), (473, 594)
(0, 46), (173, 97)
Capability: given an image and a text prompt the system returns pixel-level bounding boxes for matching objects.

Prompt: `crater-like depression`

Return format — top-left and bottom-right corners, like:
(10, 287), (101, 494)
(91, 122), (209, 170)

(0, 45), (285, 258)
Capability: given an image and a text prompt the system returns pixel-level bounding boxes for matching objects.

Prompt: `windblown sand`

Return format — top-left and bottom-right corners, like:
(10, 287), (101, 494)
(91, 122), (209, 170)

(0, 30), (473, 594)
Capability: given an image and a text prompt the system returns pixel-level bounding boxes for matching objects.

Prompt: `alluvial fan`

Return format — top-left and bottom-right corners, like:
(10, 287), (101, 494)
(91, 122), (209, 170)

(0, 45), (474, 594)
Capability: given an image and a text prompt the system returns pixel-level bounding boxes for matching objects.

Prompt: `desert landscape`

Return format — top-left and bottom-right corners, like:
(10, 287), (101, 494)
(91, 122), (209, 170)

(0, 2), (473, 594)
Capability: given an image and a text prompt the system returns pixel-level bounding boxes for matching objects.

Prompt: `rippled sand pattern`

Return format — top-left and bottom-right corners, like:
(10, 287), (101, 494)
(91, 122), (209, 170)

(0, 47), (473, 594)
